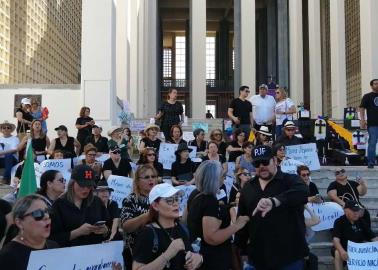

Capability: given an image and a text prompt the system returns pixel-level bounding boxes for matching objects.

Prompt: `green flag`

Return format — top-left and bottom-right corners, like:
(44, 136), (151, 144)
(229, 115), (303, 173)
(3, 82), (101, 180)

(18, 140), (37, 198)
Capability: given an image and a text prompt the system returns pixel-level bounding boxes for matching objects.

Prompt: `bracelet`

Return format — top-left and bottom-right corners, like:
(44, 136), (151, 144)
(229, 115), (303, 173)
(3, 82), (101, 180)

(269, 197), (276, 208)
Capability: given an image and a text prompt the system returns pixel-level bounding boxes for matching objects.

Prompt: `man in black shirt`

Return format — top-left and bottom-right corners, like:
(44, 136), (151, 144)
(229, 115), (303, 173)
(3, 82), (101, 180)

(228, 85), (253, 135)
(236, 145), (309, 270)
(332, 200), (378, 270)
(359, 78), (378, 168)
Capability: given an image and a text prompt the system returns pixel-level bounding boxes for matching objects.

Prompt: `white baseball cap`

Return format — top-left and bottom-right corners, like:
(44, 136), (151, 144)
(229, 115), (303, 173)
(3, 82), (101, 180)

(149, 183), (181, 203)
(21, 98), (31, 105)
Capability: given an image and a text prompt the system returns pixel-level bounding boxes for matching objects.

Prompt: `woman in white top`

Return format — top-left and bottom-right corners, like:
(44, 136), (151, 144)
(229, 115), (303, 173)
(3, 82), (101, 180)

(275, 87), (296, 138)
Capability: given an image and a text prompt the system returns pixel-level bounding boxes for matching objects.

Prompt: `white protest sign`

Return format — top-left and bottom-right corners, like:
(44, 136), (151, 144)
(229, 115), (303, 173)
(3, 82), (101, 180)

(304, 202), (344, 231)
(281, 158), (305, 174)
(107, 175), (133, 208)
(224, 176), (234, 201)
(227, 162), (236, 178)
(176, 184), (196, 216)
(158, 143), (178, 170)
(285, 143), (320, 171)
(347, 241), (378, 270)
(183, 131), (195, 142)
(40, 159), (71, 173)
(27, 241), (124, 270)
(192, 122), (209, 133)
(188, 146), (197, 159)
(96, 154), (110, 163)
(130, 120), (146, 132)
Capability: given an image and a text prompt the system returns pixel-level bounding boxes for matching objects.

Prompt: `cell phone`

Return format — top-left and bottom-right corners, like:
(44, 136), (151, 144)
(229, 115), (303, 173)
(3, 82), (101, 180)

(94, 221), (106, 226)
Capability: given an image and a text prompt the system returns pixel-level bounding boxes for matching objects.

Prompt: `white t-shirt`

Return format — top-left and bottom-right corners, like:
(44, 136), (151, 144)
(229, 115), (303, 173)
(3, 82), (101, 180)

(0, 135), (20, 160)
(275, 98), (296, 125)
(249, 94), (276, 125)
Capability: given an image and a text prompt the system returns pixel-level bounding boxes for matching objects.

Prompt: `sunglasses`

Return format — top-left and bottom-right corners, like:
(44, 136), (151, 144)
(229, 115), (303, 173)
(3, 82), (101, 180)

(1, 126), (12, 130)
(335, 169), (346, 176)
(300, 173), (310, 177)
(86, 153), (96, 157)
(278, 148), (285, 151)
(214, 133), (222, 136)
(111, 150), (121, 154)
(245, 90), (250, 93)
(275, 91), (280, 94)
(140, 175), (157, 180)
(147, 153), (156, 157)
(22, 208), (51, 221)
(162, 194), (182, 205)
(252, 159), (270, 168)
(56, 177), (66, 184)
(286, 128), (296, 132)
(240, 172), (251, 177)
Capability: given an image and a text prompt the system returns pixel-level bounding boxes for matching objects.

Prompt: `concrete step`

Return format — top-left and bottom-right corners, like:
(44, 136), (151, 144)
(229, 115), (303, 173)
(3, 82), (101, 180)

(318, 256), (334, 270)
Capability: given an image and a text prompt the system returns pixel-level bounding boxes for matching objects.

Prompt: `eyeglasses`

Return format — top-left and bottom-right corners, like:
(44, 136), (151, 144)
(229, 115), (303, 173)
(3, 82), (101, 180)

(275, 91), (280, 94)
(86, 153), (96, 157)
(22, 208), (51, 221)
(111, 150), (121, 155)
(300, 173), (310, 177)
(245, 90), (250, 93)
(278, 148), (285, 151)
(286, 128), (296, 132)
(140, 175), (158, 180)
(252, 159), (270, 168)
(1, 126), (12, 130)
(214, 133), (222, 136)
(56, 177), (66, 184)
(238, 134), (245, 137)
(147, 153), (156, 157)
(240, 172), (251, 177)
(162, 195), (182, 205)
(335, 169), (346, 176)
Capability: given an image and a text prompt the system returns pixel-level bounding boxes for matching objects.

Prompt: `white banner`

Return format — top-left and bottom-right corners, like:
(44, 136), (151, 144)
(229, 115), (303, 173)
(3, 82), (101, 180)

(40, 159), (71, 173)
(107, 175), (133, 208)
(158, 143), (179, 170)
(27, 241), (124, 270)
(176, 185), (196, 216)
(183, 131), (195, 142)
(285, 143), (321, 171)
(280, 158), (305, 174)
(304, 202), (344, 231)
(192, 122), (209, 133)
(188, 146), (197, 159)
(347, 241), (378, 270)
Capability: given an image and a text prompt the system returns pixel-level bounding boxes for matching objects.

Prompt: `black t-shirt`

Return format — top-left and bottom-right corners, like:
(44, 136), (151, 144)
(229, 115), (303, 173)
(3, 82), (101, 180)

(106, 200), (120, 227)
(188, 140), (207, 152)
(217, 141), (227, 157)
(228, 141), (244, 162)
(75, 116), (93, 140)
(171, 159), (195, 183)
(84, 135), (109, 153)
(229, 98), (252, 125)
(360, 91), (378, 126)
(102, 158), (132, 177)
(16, 108), (33, 133)
(0, 240), (59, 270)
(133, 223), (191, 269)
(141, 137), (162, 152)
(327, 180), (361, 203)
(0, 199), (12, 241)
(201, 154), (226, 164)
(309, 182), (320, 197)
(332, 215), (376, 250)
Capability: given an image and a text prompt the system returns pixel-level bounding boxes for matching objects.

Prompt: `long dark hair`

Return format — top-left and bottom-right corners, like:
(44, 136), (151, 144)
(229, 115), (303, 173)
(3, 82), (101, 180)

(38, 170), (60, 196)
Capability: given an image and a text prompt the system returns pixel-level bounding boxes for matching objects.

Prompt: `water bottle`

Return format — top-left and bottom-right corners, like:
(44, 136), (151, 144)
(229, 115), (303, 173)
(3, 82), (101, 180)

(191, 238), (201, 253)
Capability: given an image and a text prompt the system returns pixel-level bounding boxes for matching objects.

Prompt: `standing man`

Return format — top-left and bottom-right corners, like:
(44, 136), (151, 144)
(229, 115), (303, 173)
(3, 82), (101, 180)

(249, 84), (276, 133)
(228, 85), (253, 135)
(359, 79), (378, 168)
(236, 145), (309, 270)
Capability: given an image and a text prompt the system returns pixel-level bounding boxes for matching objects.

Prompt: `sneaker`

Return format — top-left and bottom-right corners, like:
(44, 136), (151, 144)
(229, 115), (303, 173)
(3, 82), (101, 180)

(367, 164), (374, 169)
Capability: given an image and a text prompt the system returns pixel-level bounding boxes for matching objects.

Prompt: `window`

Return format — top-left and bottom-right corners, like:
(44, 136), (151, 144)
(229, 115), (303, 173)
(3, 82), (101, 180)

(206, 37), (216, 80)
(163, 48), (172, 78)
(175, 36), (186, 80)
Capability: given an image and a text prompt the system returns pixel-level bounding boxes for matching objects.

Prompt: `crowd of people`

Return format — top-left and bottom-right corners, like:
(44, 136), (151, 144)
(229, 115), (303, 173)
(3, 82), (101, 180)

(0, 82), (377, 270)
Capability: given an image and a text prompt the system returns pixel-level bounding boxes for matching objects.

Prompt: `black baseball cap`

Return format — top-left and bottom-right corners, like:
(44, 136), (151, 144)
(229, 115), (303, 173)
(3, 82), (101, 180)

(344, 200), (362, 212)
(54, 125), (68, 132)
(71, 165), (96, 187)
(251, 145), (273, 162)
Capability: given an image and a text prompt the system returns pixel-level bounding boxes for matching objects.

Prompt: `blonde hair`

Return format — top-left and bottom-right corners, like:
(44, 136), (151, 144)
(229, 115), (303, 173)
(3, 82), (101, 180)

(133, 164), (158, 197)
(65, 179), (94, 206)
(278, 87), (288, 99)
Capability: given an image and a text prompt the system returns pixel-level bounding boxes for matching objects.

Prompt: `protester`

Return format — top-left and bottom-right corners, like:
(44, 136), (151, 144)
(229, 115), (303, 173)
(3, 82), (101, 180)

(37, 170), (66, 207)
(107, 126), (131, 161)
(102, 146), (133, 180)
(51, 149), (65, 159)
(201, 141), (227, 176)
(75, 106), (95, 154)
(0, 121), (19, 184)
(133, 183), (203, 270)
(79, 144), (102, 182)
(228, 85), (253, 135)
(206, 110), (214, 119)
(297, 165), (323, 203)
(155, 88), (184, 140)
(209, 128), (227, 157)
(276, 121), (302, 146)
(0, 194), (59, 270)
(252, 126), (272, 147)
(30, 98), (48, 134)
(0, 199), (12, 242)
(327, 168), (370, 227)
(84, 124), (109, 154)
(249, 84), (276, 132)
(226, 128), (246, 162)
(359, 79), (378, 168)
(275, 87), (296, 138)
(171, 143), (196, 186)
(236, 145), (309, 269)
(332, 200), (378, 270)
(123, 127), (134, 157)
(272, 143), (286, 167)
(138, 124), (162, 152)
(137, 147), (164, 181)
(15, 97), (33, 135)
(188, 128), (207, 153)
(48, 125), (80, 158)
(50, 165), (109, 247)
(229, 167), (252, 204)
(167, 125), (186, 145)
(121, 164), (158, 270)
(235, 141), (255, 173)
(186, 160), (249, 269)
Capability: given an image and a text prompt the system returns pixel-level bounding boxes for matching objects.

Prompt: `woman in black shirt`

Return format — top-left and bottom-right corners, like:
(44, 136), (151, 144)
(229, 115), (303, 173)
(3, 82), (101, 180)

(48, 125), (81, 158)
(167, 125), (187, 145)
(75, 106), (95, 153)
(209, 129), (227, 157)
(37, 170), (66, 207)
(139, 124), (162, 152)
(226, 128), (246, 162)
(188, 128), (207, 154)
(103, 146), (133, 180)
(137, 147), (164, 182)
(171, 143), (195, 186)
(202, 141), (228, 177)
(15, 98), (33, 134)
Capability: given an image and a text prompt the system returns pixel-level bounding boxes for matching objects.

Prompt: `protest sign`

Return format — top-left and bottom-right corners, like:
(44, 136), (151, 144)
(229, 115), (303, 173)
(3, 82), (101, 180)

(107, 175), (133, 208)
(347, 241), (378, 270)
(281, 158), (305, 174)
(27, 241), (124, 270)
(188, 146), (197, 159)
(227, 162), (236, 178)
(192, 122), (209, 133)
(96, 154), (110, 163)
(130, 120), (146, 132)
(304, 202), (344, 231)
(183, 131), (195, 142)
(285, 143), (320, 171)
(224, 176), (234, 200)
(40, 159), (71, 173)
(158, 143), (178, 170)
(176, 185), (196, 216)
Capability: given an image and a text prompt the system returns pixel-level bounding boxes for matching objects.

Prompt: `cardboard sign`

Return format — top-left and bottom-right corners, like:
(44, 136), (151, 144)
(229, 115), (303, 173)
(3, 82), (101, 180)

(27, 241), (124, 270)
(130, 120), (146, 132)
(158, 143), (179, 170)
(347, 241), (378, 270)
(304, 202), (344, 231)
(188, 146), (197, 159)
(40, 159), (71, 173)
(280, 158), (305, 174)
(314, 119), (327, 140)
(107, 175), (133, 208)
(183, 131), (195, 142)
(192, 122), (209, 133)
(224, 176), (234, 201)
(285, 143), (321, 171)
(176, 184), (196, 216)
(227, 162), (236, 178)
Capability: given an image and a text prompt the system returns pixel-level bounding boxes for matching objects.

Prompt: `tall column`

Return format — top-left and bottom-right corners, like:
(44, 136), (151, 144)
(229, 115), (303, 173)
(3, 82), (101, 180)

(330, 0), (346, 119)
(81, 0), (117, 129)
(234, 0), (255, 96)
(116, 0), (128, 101)
(360, 0), (378, 94)
(308, 0), (322, 117)
(277, 0), (289, 88)
(289, 0), (304, 106)
(266, 0), (277, 81)
(128, 0), (139, 116)
(190, 0), (206, 118)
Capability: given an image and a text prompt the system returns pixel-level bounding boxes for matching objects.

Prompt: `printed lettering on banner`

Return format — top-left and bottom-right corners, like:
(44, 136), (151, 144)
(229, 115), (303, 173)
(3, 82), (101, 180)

(188, 146), (197, 159)
(130, 120), (146, 132)
(27, 241), (124, 270)
(347, 241), (378, 270)
(224, 176), (234, 200)
(304, 202), (344, 231)
(227, 162), (236, 178)
(192, 122), (209, 133)
(40, 159), (71, 173)
(108, 175), (133, 208)
(183, 131), (195, 142)
(176, 185), (196, 216)
(158, 143), (178, 170)
(285, 143), (321, 171)
(281, 158), (305, 174)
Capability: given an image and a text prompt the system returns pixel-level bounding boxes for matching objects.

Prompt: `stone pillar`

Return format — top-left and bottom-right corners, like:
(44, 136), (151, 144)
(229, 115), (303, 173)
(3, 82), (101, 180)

(266, 0), (277, 81)
(81, 0), (117, 128)
(330, 0), (347, 119)
(308, 0), (322, 117)
(360, 0), (378, 94)
(190, 0), (206, 118)
(128, 0), (139, 116)
(289, 0), (304, 106)
(116, 0), (128, 101)
(277, 0), (289, 88)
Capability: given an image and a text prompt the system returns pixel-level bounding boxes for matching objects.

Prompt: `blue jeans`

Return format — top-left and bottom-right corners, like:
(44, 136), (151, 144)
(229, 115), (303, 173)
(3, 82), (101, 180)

(275, 125), (283, 139)
(367, 126), (378, 165)
(0, 154), (18, 183)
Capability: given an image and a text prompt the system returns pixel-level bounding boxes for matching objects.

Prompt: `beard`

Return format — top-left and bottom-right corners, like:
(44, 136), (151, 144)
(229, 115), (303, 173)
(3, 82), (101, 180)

(259, 172), (274, 181)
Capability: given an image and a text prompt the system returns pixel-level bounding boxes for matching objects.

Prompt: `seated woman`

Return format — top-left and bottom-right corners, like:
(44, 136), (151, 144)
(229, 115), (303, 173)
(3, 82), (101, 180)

(37, 170), (66, 207)
(0, 194), (59, 270)
(171, 143), (196, 186)
(202, 141), (227, 177)
(139, 124), (162, 152)
(48, 125), (81, 158)
(107, 126), (131, 161)
(51, 149), (65, 160)
(226, 128), (246, 162)
(188, 128), (207, 154)
(132, 183), (203, 270)
(229, 167), (252, 204)
(79, 144), (102, 182)
(209, 129), (227, 157)
(102, 146), (133, 180)
(137, 147), (163, 182)
(167, 125), (186, 145)
(235, 141), (255, 173)
(252, 126), (272, 147)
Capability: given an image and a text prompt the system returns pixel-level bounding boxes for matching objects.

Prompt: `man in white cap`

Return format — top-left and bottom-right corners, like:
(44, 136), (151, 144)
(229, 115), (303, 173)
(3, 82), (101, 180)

(276, 121), (302, 146)
(15, 97), (33, 134)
